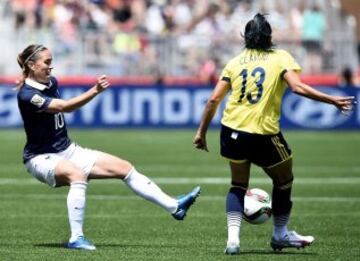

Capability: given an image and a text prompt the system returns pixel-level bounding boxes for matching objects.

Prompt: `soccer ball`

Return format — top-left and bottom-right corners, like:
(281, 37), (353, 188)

(243, 188), (272, 225)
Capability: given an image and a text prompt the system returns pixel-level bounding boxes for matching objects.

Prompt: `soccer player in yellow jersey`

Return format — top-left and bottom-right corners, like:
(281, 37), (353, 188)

(193, 13), (355, 255)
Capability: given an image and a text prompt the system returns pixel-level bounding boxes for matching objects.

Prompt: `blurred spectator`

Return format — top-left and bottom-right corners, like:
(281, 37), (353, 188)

(338, 66), (360, 87)
(163, 0), (193, 33)
(82, 3), (112, 68)
(301, 3), (326, 74)
(0, 0), (358, 78)
(266, 2), (290, 42)
(339, 0), (360, 64)
(187, 2), (220, 35)
(144, 1), (165, 35)
(229, 0), (255, 40)
(289, 1), (305, 43)
(52, 1), (83, 55)
(198, 56), (219, 84)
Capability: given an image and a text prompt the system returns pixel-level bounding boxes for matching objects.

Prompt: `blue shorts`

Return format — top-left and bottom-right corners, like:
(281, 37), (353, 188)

(220, 125), (292, 168)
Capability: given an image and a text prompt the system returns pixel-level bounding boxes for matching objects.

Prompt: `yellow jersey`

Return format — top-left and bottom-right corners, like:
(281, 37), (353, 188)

(220, 49), (301, 134)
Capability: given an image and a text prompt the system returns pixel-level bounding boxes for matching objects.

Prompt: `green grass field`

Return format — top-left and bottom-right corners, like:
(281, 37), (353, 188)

(0, 129), (359, 261)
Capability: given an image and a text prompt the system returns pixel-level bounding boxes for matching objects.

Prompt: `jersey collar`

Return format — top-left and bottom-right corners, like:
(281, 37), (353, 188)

(25, 78), (52, 91)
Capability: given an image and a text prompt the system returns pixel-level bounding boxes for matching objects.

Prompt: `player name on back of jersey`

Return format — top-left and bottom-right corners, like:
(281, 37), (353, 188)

(239, 53), (269, 65)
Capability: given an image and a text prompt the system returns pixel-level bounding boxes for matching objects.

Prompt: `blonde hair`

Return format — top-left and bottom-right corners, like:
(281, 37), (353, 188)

(16, 44), (47, 89)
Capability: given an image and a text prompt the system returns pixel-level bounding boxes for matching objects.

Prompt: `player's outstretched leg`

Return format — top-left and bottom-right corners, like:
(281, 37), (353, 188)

(124, 168), (179, 213)
(172, 186), (201, 220)
(124, 168), (201, 219)
(270, 230), (314, 251)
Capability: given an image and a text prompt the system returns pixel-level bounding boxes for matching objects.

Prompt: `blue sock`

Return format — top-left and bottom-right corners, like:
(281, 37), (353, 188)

(226, 187), (246, 244)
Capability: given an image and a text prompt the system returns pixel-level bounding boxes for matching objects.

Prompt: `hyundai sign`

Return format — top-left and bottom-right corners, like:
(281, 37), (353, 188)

(0, 84), (359, 129)
(280, 87), (359, 129)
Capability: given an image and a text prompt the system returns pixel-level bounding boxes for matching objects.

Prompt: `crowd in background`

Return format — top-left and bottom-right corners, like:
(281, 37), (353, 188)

(0, 0), (358, 83)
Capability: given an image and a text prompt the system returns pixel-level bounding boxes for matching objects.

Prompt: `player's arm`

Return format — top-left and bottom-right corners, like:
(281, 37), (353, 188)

(46, 75), (110, 113)
(283, 70), (355, 113)
(193, 80), (230, 151)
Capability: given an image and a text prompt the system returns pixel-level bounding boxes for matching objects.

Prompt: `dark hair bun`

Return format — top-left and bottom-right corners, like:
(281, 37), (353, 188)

(244, 13), (273, 51)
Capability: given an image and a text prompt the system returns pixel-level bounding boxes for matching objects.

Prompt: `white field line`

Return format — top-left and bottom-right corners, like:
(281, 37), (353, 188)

(139, 165), (360, 173)
(5, 211), (360, 219)
(0, 177), (360, 185)
(0, 194), (359, 203)
(2, 164), (360, 173)
(153, 177), (360, 185)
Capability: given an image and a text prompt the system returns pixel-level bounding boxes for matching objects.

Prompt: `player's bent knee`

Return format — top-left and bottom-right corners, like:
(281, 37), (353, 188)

(55, 169), (87, 186)
(123, 160), (133, 172)
(107, 155), (133, 177)
(69, 171), (87, 182)
(113, 160), (133, 178)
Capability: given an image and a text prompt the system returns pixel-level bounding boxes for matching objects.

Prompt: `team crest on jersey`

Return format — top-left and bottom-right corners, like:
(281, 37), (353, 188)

(30, 94), (46, 108)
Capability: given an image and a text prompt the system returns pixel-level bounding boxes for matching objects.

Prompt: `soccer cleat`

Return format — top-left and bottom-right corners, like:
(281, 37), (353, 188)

(271, 230), (314, 251)
(224, 242), (240, 255)
(172, 186), (201, 220)
(67, 236), (96, 250)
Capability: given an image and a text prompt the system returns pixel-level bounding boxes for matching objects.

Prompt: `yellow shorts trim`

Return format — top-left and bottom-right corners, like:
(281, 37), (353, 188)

(263, 156), (293, 169)
(271, 136), (290, 161)
(222, 156), (249, 164)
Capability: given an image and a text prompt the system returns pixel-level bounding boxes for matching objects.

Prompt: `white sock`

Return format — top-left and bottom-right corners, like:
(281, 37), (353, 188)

(273, 214), (290, 240)
(227, 211), (242, 245)
(124, 168), (178, 213)
(67, 181), (87, 242)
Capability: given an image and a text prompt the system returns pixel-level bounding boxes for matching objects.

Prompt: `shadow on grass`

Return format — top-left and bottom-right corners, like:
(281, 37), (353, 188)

(34, 243), (179, 249)
(34, 243), (67, 248)
(239, 249), (318, 256)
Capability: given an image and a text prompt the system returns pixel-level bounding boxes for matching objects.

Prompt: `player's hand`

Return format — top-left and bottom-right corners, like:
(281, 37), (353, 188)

(95, 75), (110, 93)
(193, 133), (209, 152)
(332, 96), (356, 115)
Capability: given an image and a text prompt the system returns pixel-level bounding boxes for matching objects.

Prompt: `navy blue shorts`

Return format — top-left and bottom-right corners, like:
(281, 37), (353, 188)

(220, 125), (292, 167)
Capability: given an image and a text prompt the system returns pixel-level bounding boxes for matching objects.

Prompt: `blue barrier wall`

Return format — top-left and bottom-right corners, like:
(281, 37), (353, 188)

(0, 84), (359, 129)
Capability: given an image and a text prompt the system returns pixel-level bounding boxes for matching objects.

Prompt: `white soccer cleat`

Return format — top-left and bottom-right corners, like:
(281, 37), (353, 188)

(271, 230), (314, 251)
(224, 242), (240, 255)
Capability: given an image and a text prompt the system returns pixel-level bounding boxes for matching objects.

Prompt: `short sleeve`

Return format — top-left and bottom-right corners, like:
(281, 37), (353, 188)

(220, 63), (232, 83)
(279, 50), (302, 73)
(18, 89), (52, 112)
(50, 76), (58, 88)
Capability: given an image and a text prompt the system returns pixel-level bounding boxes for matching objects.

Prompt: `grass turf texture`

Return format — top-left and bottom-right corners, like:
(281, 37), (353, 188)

(0, 129), (359, 261)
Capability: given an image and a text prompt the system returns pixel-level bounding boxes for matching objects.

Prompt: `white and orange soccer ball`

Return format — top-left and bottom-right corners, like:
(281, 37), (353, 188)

(243, 188), (272, 225)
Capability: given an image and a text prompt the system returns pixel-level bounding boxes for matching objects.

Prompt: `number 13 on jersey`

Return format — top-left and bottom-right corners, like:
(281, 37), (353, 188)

(238, 66), (265, 104)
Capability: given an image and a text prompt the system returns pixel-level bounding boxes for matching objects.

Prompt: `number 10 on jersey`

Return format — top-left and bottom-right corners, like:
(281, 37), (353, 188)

(54, 113), (65, 130)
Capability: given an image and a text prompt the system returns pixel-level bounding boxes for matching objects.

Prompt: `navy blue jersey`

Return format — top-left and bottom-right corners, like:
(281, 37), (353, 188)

(17, 77), (71, 162)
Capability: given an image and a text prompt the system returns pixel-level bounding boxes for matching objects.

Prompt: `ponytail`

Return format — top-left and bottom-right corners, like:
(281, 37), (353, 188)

(16, 44), (47, 89)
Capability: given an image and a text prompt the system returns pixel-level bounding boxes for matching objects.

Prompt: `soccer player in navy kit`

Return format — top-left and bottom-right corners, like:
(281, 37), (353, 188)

(193, 14), (355, 254)
(17, 44), (201, 250)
